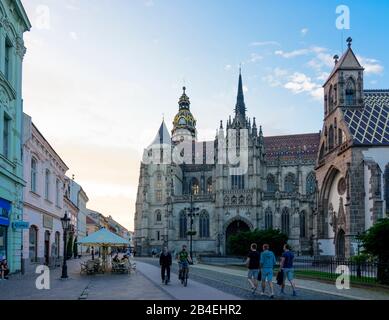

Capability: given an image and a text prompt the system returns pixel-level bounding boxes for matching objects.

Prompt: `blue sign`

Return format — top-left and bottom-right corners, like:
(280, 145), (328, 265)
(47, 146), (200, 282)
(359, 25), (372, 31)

(12, 221), (29, 229)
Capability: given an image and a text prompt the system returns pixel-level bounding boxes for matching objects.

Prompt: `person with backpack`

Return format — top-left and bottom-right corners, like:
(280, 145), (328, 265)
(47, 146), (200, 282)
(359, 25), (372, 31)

(260, 244), (276, 298)
(280, 244), (297, 296)
(246, 243), (260, 295)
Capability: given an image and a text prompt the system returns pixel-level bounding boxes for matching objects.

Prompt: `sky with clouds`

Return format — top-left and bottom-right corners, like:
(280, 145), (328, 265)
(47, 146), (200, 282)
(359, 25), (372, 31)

(21, 0), (389, 230)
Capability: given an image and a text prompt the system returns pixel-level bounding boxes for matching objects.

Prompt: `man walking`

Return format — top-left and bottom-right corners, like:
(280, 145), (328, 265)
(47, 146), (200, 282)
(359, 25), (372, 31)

(246, 243), (260, 294)
(159, 247), (172, 284)
(280, 244), (297, 296)
(260, 244), (276, 298)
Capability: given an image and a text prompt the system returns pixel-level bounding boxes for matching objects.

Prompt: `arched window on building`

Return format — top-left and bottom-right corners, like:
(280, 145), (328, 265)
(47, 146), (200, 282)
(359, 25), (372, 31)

(306, 172), (316, 195)
(265, 207), (273, 230)
(179, 212), (187, 238)
(345, 77), (356, 106)
(199, 211), (210, 238)
(328, 125), (334, 150)
(31, 158), (37, 193)
(29, 225), (38, 262)
(207, 177), (213, 194)
(190, 178), (200, 195)
(156, 210), (162, 222)
(267, 174), (276, 193)
(284, 173), (296, 193)
(385, 164), (389, 215)
(300, 211), (306, 238)
(281, 208), (290, 235)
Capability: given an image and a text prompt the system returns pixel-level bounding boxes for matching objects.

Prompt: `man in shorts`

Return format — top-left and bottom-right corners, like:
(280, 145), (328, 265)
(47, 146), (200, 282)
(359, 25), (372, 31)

(280, 244), (297, 296)
(260, 244), (276, 298)
(246, 243), (260, 294)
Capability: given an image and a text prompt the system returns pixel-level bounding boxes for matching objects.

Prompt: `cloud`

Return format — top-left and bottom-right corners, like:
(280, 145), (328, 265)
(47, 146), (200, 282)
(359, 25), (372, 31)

(249, 41), (280, 47)
(357, 56), (384, 75)
(284, 72), (322, 100)
(263, 68), (323, 100)
(224, 64), (232, 71)
(275, 48), (310, 58)
(262, 67), (288, 87)
(301, 28), (309, 36)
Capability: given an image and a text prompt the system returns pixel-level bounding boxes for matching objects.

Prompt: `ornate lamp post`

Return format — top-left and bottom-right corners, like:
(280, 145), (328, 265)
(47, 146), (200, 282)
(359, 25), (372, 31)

(184, 195), (200, 260)
(60, 212), (71, 279)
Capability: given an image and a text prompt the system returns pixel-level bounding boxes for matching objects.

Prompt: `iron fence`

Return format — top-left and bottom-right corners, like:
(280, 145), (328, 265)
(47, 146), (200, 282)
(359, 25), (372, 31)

(292, 257), (389, 284)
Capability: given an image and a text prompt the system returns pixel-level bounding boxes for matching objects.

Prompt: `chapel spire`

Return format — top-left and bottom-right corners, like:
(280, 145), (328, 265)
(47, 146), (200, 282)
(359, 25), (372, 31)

(235, 68), (246, 118)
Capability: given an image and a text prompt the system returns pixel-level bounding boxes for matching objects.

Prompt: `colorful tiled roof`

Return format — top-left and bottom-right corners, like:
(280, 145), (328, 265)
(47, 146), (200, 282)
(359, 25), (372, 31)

(343, 90), (389, 146)
(264, 133), (320, 162)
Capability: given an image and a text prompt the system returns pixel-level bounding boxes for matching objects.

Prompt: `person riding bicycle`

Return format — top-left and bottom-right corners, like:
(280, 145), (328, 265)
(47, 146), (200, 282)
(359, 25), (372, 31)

(177, 245), (192, 280)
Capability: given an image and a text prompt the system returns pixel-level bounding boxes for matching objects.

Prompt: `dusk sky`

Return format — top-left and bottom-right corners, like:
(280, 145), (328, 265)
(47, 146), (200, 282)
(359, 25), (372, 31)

(21, 0), (389, 230)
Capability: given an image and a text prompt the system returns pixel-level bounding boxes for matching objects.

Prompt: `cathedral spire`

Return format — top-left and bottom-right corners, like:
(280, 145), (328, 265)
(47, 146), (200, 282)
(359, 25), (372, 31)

(235, 69), (246, 118)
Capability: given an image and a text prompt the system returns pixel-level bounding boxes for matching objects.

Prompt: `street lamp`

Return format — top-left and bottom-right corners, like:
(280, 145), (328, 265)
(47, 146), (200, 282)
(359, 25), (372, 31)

(184, 195), (200, 260)
(60, 212), (71, 279)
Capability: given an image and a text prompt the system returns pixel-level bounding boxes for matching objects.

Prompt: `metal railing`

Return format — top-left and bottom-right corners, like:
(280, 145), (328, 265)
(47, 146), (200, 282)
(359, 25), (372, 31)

(292, 257), (387, 284)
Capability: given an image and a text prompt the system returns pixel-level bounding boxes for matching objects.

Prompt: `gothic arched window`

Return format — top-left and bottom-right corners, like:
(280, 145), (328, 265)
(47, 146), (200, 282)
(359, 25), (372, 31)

(156, 210), (162, 222)
(267, 174), (276, 193)
(300, 211), (306, 238)
(281, 207), (290, 235)
(345, 77), (356, 106)
(190, 178), (200, 195)
(199, 211), (210, 238)
(284, 173), (296, 193)
(385, 164), (389, 215)
(329, 85), (334, 111)
(265, 207), (273, 230)
(328, 125), (334, 150)
(207, 177), (213, 194)
(179, 211), (187, 238)
(306, 172), (316, 195)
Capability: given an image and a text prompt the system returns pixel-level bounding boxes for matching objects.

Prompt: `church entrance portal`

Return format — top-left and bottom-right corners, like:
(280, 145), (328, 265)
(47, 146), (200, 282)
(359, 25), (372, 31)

(225, 220), (250, 255)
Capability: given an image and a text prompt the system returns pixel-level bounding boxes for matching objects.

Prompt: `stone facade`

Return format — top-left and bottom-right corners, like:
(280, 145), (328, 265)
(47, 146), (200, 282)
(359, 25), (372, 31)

(0, 0), (30, 272)
(315, 40), (389, 257)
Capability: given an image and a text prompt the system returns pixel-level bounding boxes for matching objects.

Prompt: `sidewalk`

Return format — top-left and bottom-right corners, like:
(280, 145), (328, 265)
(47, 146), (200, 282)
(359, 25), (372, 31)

(137, 261), (241, 300)
(193, 263), (389, 300)
(0, 257), (170, 300)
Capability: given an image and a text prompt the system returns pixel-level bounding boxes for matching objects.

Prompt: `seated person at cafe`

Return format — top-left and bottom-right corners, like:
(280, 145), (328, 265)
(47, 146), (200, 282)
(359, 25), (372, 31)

(0, 259), (10, 280)
(113, 254), (120, 263)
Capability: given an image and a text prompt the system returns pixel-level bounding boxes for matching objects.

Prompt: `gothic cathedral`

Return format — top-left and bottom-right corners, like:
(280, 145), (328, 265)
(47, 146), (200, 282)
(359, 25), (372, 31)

(134, 40), (389, 258)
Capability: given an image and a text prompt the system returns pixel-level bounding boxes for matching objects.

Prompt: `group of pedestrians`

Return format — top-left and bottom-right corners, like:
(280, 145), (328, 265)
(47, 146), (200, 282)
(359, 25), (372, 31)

(246, 243), (297, 298)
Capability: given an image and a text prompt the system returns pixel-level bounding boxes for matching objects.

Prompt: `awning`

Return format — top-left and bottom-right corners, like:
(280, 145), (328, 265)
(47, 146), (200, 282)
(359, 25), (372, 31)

(77, 228), (130, 247)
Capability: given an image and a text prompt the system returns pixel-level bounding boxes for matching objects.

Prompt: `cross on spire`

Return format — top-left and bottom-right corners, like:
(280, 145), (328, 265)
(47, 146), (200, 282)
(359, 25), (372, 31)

(346, 37), (352, 48)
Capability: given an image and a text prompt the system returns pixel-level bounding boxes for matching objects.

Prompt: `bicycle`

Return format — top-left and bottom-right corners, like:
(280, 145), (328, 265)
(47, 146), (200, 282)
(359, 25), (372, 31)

(179, 263), (189, 287)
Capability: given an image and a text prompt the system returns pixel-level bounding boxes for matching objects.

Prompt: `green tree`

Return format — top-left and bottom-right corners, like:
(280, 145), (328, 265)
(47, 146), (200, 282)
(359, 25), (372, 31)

(227, 229), (288, 257)
(73, 236), (78, 258)
(359, 218), (389, 284)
